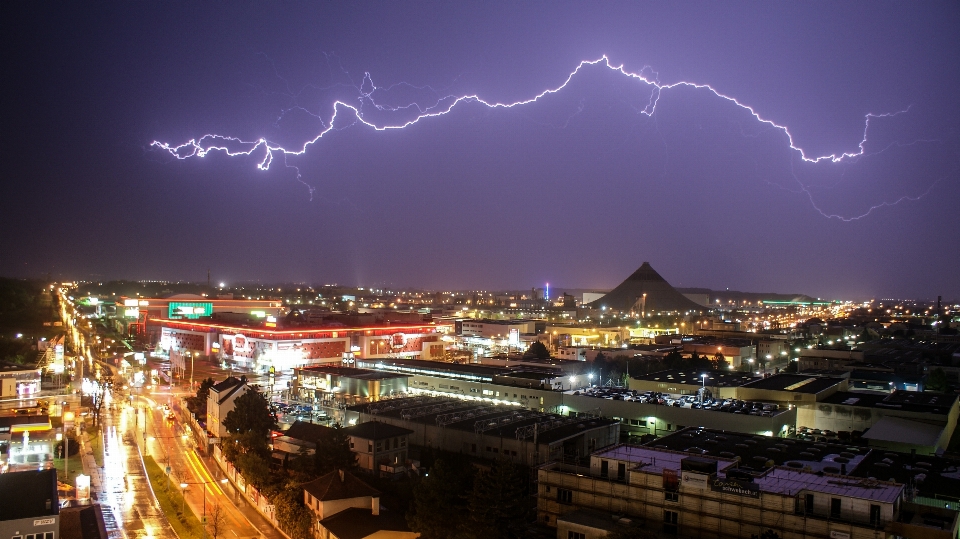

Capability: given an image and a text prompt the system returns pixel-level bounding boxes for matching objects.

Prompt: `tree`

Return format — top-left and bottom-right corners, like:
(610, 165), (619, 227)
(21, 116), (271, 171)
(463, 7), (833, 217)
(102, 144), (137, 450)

(90, 373), (112, 426)
(314, 424), (356, 475)
(408, 457), (476, 539)
(927, 367), (949, 392)
(273, 486), (313, 539)
(465, 459), (530, 539)
(235, 451), (271, 489)
(288, 446), (317, 482)
(712, 352), (728, 370)
(524, 341), (550, 359)
(222, 388), (277, 441)
(187, 377), (216, 417)
(206, 503), (227, 539)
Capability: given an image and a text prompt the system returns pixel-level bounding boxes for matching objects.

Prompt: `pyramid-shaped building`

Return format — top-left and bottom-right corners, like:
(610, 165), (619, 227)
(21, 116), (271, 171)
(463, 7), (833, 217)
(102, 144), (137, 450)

(586, 262), (703, 313)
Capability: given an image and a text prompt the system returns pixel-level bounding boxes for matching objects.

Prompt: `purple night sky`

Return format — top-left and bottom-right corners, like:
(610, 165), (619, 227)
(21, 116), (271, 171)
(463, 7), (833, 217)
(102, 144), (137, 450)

(2, 2), (958, 299)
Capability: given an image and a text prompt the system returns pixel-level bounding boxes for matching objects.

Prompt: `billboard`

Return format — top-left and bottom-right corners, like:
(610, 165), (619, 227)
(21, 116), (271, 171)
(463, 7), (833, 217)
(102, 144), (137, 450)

(681, 470), (709, 490)
(169, 301), (213, 319)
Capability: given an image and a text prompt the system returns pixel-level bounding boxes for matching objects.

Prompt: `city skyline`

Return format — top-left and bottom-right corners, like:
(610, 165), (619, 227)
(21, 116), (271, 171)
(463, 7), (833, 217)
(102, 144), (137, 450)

(3, 2), (958, 300)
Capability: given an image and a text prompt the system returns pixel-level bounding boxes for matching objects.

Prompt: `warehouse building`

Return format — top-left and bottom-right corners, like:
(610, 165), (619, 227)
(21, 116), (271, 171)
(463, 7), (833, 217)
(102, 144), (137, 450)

(346, 395), (620, 465)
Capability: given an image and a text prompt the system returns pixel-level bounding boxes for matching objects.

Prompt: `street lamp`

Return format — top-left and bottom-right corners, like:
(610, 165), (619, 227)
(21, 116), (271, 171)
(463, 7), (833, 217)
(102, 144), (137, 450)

(180, 483), (188, 513)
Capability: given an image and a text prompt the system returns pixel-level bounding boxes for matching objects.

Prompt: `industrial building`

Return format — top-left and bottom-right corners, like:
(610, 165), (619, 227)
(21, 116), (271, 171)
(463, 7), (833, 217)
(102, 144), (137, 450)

(345, 395), (620, 466)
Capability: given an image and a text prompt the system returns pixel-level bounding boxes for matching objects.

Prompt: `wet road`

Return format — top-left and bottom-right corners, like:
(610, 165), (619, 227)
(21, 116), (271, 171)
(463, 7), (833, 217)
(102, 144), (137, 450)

(97, 403), (177, 539)
(134, 393), (280, 539)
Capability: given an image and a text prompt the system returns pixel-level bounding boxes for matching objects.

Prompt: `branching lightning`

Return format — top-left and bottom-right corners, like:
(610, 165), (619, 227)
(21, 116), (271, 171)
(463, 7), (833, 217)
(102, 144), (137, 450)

(151, 55), (940, 217)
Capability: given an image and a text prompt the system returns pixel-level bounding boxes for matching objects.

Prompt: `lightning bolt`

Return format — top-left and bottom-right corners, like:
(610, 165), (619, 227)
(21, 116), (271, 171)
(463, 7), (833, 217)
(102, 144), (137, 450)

(151, 55), (942, 215)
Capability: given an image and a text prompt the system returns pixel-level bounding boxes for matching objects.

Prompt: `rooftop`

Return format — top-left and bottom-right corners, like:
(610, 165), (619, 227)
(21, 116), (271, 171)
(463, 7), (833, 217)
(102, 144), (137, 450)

(342, 420), (414, 441)
(320, 506), (412, 539)
(284, 420), (334, 442)
(821, 390), (957, 415)
(849, 447), (960, 499)
(632, 369), (760, 388)
(303, 469), (380, 502)
(296, 365), (407, 381)
(648, 427), (872, 475)
(740, 374), (846, 394)
(592, 444), (737, 476)
(0, 469), (58, 521)
(352, 395), (619, 446)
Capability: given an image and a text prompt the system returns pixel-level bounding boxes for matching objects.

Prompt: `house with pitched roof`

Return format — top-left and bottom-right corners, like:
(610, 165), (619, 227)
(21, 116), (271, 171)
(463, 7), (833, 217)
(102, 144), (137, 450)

(206, 376), (250, 439)
(302, 469), (416, 539)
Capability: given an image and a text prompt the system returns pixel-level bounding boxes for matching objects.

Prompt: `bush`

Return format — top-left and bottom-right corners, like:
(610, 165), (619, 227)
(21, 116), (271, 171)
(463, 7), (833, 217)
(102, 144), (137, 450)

(55, 436), (81, 458)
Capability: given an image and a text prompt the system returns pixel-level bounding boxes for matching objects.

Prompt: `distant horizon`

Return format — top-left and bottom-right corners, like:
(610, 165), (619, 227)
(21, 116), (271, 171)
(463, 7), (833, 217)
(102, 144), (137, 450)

(14, 274), (956, 304)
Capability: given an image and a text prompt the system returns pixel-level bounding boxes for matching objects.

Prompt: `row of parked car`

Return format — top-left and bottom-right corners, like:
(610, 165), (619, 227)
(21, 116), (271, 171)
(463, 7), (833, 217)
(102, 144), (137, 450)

(271, 401), (328, 420)
(572, 388), (780, 416)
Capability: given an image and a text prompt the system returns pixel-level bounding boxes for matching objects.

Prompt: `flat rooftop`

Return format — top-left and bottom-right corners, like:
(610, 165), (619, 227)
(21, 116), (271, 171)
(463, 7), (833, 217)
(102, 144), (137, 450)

(632, 369), (759, 388)
(821, 391), (957, 415)
(296, 365), (406, 381)
(592, 444), (737, 476)
(648, 427), (872, 475)
(569, 386), (791, 417)
(740, 374), (846, 394)
(350, 395), (618, 446)
(593, 440), (902, 503)
(756, 467), (902, 502)
(850, 447), (960, 499)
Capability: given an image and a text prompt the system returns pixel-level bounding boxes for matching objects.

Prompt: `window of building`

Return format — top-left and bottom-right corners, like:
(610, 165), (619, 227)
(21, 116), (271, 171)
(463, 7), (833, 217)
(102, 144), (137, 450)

(400, 438), (406, 447)
(870, 504), (881, 526)
(368, 441), (373, 452)
(557, 488), (573, 504)
(805, 494), (814, 514)
(471, 443), (477, 453)
(393, 438), (398, 449)
(43, 534), (53, 539)
(617, 462), (626, 481)
(13, 535), (22, 539)
(663, 510), (678, 534)
(600, 460), (609, 478)
(666, 424), (672, 431)
(831, 498), (841, 519)
(376, 442), (382, 451)
(349, 441), (355, 449)
(567, 532), (585, 539)
(664, 491), (679, 502)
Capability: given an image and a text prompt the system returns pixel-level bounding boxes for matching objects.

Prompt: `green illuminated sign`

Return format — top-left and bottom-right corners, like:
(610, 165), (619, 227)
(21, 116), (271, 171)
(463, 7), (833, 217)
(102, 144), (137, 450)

(168, 302), (213, 319)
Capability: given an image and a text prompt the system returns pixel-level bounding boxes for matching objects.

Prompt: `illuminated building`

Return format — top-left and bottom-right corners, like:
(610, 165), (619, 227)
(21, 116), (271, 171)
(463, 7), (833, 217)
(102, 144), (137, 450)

(157, 319), (452, 371)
